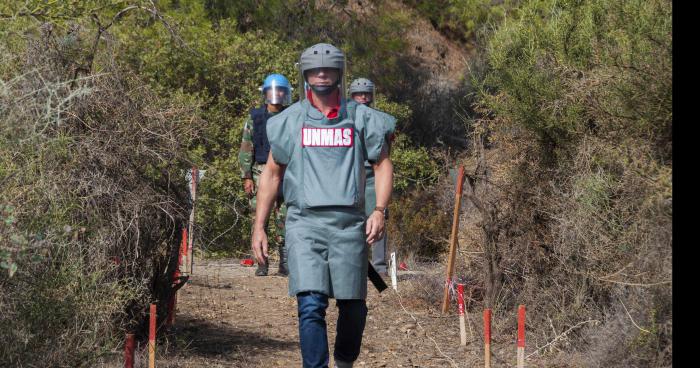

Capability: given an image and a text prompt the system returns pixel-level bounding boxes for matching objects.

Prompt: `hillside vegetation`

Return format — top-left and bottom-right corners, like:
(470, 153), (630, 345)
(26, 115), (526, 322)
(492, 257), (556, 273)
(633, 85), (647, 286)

(0, 0), (670, 366)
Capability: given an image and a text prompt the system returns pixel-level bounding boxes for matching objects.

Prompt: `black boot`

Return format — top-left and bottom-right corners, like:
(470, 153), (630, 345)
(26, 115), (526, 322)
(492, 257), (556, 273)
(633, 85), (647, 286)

(277, 244), (288, 276)
(255, 258), (268, 276)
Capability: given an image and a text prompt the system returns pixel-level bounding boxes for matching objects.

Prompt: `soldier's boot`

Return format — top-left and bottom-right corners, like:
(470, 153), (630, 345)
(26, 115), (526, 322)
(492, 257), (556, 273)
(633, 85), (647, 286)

(277, 244), (289, 276)
(255, 258), (268, 276)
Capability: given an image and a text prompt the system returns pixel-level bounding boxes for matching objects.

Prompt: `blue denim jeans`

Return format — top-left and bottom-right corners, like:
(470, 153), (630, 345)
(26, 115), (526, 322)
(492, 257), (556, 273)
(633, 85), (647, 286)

(297, 292), (368, 368)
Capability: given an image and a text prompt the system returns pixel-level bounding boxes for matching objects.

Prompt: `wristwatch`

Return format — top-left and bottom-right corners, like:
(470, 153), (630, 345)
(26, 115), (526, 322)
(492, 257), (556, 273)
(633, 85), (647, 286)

(374, 206), (389, 220)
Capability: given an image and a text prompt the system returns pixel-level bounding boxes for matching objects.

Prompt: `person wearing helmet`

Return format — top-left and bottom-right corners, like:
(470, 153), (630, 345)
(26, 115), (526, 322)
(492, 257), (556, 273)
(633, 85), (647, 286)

(347, 78), (389, 278)
(252, 43), (396, 368)
(238, 73), (292, 277)
(348, 77), (374, 106)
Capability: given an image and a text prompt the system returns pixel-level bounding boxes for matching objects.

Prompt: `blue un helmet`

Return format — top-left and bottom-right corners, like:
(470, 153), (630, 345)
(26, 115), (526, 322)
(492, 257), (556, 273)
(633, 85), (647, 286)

(260, 73), (292, 106)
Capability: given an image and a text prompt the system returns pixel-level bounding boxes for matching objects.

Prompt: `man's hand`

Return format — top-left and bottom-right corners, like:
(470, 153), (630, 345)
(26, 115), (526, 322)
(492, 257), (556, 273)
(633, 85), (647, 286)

(251, 226), (269, 265)
(244, 178), (255, 196)
(251, 152), (284, 265)
(366, 210), (385, 244)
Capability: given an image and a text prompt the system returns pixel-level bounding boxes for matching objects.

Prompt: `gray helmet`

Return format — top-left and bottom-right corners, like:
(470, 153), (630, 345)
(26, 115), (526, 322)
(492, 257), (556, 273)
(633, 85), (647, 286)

(349, 78), (375, 94)
(298, 43), (346, 98)
(299, 43), (345, 76)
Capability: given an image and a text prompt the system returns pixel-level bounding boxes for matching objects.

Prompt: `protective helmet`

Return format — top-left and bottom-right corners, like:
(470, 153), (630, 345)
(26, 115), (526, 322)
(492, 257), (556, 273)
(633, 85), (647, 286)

(349, 78), (375, 95)
(259, 73), (292, 106)
(298, 43), (346, 99)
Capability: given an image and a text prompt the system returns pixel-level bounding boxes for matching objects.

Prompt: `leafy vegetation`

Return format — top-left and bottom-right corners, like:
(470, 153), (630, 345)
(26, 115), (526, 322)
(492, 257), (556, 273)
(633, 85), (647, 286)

(0, 0), (671, 365)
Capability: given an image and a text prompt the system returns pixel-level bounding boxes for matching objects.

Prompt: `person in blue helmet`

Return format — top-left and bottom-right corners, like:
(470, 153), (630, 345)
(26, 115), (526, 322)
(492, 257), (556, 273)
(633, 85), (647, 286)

(347, 78), (390, 277)
(251, 44), (395, 368)
(238, 73), (292, 276)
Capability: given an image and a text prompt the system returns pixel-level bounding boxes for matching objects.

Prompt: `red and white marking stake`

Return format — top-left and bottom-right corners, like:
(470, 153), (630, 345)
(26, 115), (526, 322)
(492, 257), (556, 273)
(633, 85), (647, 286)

(149, 303), (156, 368)
(457, 284), (467, 346)
(484, 309), (491, 368)
(124, 333), (135, 368)
(168, 228), (188, 327)
(179, 228), (188, 275)
(517, 304), (526, 368)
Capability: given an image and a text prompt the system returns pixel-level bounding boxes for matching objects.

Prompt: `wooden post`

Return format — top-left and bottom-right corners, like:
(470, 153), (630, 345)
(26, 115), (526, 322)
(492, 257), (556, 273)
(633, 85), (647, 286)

(457, 284), (467, 346)
(484, 309), (491, 368)
(124, 333), (135, 368)
(149, 303), (156, 368)
(441, 166), (465, 314)
(517, 305), (525, 368)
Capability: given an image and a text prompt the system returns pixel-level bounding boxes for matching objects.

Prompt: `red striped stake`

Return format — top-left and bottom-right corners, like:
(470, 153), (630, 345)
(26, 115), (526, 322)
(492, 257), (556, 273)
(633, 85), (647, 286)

(179, 228), (188, 275)
(168, 228), (188, 327)
(149, 303), (156, 368)
(517, 305), (526, 368)
(124, 333), (135, 368)
(484, 309), (491, 368)
(457, 284), (467, 346)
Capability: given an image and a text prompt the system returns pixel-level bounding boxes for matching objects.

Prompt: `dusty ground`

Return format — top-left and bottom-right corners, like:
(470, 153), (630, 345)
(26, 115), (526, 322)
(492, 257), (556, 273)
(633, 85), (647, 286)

(111, 258), (551, 368)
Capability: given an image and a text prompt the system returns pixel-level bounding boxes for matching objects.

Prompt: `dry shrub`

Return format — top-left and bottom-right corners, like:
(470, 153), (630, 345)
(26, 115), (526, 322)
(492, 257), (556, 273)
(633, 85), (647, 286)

(0, 25), (202, 366)
(457, 110), (671, 366)
(449, 1), (673, 365)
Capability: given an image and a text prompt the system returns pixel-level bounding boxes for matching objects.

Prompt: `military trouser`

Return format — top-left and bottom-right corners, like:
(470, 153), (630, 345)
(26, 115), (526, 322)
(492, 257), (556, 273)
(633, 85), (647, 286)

(250, 163), (287, 273)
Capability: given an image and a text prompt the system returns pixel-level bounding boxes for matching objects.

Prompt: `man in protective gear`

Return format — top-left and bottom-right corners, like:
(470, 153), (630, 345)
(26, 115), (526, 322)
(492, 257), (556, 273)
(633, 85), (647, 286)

(347, 78), (389, 277)
(252, 44), (395, 368)
(238, 73), (292, 276)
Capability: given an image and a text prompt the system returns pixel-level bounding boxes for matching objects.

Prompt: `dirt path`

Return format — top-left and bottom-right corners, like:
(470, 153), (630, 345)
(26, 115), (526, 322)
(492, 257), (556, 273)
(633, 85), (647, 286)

(136, 258), (544, 368)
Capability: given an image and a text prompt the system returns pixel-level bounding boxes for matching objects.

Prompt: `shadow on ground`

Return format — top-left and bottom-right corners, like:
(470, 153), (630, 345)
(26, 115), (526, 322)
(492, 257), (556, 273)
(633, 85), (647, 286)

(166, 315), (298, 359)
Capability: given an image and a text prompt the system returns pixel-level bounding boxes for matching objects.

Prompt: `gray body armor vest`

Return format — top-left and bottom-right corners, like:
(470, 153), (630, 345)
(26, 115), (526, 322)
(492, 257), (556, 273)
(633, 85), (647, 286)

(275, 99), (367, 211)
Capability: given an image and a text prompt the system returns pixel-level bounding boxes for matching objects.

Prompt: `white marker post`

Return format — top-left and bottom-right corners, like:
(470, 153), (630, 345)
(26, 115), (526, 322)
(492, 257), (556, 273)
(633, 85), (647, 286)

(458, 283), (467, 346)
(390, 251), (398, 291)
(517, 305), (526, 368)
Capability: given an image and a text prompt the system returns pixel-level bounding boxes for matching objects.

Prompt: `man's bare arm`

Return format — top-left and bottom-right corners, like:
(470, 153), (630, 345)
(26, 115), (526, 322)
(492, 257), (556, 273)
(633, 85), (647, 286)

(251, 151), (285, 264)
(366, 145), (393, 244)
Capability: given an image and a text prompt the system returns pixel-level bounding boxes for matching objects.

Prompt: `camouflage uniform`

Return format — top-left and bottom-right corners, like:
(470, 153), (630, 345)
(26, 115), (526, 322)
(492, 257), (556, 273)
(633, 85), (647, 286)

(239, 115), (287, 257)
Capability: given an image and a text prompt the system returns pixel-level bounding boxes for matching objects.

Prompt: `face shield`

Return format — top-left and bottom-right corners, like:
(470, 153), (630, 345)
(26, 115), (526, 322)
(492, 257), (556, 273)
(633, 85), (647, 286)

(350, 90), (374, 106)
(263, 83), (292, 106)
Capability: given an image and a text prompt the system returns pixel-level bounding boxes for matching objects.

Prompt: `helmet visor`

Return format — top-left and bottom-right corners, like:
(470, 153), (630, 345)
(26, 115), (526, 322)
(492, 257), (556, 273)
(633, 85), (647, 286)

(264, 84), (292, 106)
(351, 90), (374, 105)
